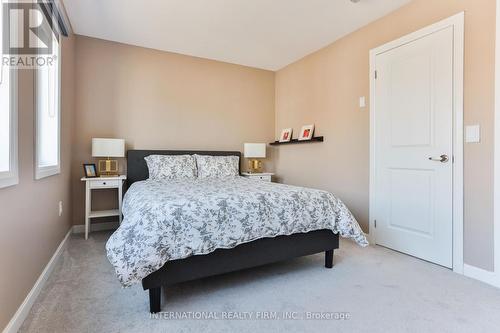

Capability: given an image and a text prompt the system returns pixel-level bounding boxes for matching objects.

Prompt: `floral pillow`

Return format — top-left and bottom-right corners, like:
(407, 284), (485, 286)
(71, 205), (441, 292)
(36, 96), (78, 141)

(144, 155), (197, 180)
(194, 155), (240, 179)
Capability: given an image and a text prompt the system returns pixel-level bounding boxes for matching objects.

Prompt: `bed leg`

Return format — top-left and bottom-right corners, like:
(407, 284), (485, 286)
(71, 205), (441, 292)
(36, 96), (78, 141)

(325, 249), (334, 268)
(149, 287), (161, 313)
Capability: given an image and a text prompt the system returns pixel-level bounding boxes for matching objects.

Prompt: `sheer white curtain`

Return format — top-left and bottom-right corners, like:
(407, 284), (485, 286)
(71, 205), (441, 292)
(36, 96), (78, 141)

(0, 3), (18, 188)
(35, 25), (61, 179)
(0, 2), (9, 173)
(0, 68), (9, 173)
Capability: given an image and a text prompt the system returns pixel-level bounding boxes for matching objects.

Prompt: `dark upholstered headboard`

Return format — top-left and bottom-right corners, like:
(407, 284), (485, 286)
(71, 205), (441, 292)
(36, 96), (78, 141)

(127, 150), (242, 186)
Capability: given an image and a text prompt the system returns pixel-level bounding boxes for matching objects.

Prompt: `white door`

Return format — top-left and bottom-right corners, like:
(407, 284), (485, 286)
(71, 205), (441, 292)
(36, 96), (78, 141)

(373, 26), (454, 268)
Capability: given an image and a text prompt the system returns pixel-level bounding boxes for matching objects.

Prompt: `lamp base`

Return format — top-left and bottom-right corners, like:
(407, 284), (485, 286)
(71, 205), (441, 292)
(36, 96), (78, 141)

(98, 159), (119, 177)
(247, 159), (263, 173)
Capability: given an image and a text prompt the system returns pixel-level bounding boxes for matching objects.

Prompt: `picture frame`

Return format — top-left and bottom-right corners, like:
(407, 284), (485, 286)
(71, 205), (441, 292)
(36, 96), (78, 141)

(83, 163), (98, 178)
(279, 128), (293, 142)
(298, 124), (315, 141)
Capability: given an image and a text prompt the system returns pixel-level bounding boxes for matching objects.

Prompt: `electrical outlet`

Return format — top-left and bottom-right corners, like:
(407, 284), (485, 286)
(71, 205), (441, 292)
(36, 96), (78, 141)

(359, 96), (366, 108)
(59, 201), (63, 217)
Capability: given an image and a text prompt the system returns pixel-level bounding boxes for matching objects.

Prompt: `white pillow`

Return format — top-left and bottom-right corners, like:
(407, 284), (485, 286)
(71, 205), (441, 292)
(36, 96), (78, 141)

(144, 155), (197, 180)
(194, 155), (240, 179)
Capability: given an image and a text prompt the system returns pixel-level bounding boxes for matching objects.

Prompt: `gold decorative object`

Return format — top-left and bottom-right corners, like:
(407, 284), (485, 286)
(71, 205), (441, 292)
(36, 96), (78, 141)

(248, 159), (263, 173)
(98, 159), (119, 177)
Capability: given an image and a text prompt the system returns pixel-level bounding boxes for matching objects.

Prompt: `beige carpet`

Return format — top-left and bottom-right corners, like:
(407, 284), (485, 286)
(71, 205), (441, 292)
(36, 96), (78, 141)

(19, 231), (500, 333)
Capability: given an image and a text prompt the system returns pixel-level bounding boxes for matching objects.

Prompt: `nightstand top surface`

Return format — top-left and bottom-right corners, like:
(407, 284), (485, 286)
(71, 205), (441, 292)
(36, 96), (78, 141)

(81, 175), (127, 181)
(241, 172), (275, 176)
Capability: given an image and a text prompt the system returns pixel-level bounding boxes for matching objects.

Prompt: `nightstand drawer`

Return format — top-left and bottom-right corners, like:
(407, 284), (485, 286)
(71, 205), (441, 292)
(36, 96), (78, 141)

(241, 173), (274, 182)
(249, 175), (272, 182)
(89, 179), (121, 189)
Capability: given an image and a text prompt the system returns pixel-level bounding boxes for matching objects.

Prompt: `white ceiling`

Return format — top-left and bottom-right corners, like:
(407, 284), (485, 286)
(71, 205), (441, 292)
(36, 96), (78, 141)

(64, 0), (411, 71)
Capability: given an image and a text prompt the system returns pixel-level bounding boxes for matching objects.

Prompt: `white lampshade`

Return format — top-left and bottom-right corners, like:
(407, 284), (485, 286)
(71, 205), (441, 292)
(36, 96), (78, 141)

(92, 138), (125, 158)
(244, 143), (266, 158)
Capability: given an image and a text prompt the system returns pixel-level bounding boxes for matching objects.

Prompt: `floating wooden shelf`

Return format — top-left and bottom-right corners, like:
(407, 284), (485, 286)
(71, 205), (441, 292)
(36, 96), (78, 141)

(269, 136), (324, 146)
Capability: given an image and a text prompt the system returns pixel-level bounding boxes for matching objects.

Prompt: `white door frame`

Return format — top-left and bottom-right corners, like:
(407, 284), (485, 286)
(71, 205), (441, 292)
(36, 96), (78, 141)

(369, 12), (464, 274)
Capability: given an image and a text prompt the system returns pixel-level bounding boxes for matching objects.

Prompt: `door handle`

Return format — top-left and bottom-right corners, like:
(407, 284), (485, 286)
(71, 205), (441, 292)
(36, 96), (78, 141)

(428, 154), (449, 163)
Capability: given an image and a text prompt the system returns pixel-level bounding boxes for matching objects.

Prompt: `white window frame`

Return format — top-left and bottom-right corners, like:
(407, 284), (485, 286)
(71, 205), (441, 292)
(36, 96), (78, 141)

(34, 34), (61, 180)
(0, 1), (19, 189)
(0, 69), (19, 189)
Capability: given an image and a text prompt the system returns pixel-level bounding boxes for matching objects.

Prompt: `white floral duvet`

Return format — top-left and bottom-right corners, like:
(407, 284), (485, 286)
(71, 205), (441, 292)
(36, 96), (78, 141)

(106, 177), (368, 286)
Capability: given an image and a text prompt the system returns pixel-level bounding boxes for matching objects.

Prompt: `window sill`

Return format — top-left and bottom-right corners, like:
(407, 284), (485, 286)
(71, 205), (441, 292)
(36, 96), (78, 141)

(0, 173), (19, 189)
(35, 166), (61, 180)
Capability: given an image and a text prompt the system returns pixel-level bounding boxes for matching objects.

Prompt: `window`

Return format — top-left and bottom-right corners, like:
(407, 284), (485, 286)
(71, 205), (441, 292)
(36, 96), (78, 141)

(0, 4), (19, 189)
(35, 21), (61, 179)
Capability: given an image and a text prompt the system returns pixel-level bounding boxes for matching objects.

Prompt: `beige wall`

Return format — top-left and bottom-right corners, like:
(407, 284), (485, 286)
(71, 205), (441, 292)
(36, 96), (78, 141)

(71, 36), (276, 226)
(275, 0), (495, 270)
(0, 35), (75, 330)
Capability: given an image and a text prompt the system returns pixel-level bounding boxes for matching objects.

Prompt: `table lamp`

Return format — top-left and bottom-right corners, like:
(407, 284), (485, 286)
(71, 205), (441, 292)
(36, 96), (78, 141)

(244, 143), (266, 173)
(92, 138), (125, 177)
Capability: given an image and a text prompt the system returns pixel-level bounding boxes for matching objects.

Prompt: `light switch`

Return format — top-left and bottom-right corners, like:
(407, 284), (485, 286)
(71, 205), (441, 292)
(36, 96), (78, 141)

(359, 96), (366, 108)
(465, 125), (481, 143)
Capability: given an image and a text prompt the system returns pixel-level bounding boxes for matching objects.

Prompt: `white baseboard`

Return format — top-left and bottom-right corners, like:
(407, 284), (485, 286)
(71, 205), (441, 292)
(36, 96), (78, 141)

(2, 228), (72, 333)
(3, 222), (119, 332)
(463, 264), (500, 288)
(72, 221), (119, 234)
(369, 233), (498, 288)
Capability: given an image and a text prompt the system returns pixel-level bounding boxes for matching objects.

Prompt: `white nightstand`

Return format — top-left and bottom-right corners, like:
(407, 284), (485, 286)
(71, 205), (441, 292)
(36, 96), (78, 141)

(241, 172), (274, 182)
(81, 175), (126, 240)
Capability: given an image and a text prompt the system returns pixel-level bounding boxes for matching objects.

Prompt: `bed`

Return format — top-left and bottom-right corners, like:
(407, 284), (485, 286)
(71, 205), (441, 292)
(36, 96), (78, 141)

(106, 150), (367, 313)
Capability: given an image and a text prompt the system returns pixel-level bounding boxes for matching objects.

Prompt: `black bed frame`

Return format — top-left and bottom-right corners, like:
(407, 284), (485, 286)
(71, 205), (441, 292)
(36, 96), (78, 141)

(127, 150), (340, 313)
